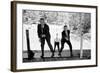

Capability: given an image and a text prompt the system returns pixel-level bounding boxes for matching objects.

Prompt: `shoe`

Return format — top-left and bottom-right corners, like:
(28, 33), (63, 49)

(41, 55), (44, 58)
(70, 54), (73, 57)
(58, 52), (61, 56)
(51, 53), (54, 58)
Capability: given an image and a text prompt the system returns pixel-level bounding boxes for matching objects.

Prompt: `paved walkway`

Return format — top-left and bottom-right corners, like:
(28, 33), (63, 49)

(23, 50), (91, 63)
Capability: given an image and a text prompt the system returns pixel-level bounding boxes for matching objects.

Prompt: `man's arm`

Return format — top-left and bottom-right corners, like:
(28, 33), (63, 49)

(45, 24), (50, 37)
(62, 32), (65, 39)
(68, 30), (70, 40)
(46, 24), (49, 33)
(37, 24), (41, 38)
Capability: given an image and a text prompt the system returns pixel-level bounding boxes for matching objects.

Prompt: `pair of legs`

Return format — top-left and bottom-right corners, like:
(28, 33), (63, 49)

(59, 39), (73, 56)
(54, 42), (60, 52)
(40, 37), (54, 58)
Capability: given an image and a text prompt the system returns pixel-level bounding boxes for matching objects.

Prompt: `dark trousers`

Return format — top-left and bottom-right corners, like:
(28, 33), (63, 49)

(54, 42), (59, 52)
(60, 39), (73, 56)
(40, 37), (54, 56)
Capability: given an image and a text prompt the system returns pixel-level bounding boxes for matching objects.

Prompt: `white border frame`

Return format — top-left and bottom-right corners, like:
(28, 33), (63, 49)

(11, 1), (97, 71)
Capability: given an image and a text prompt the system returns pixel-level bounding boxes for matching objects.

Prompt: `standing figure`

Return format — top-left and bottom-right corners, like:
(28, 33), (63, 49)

(54, 33), (60, 53)
(37, 18), (54, 58)
(59, 25), (73, 57)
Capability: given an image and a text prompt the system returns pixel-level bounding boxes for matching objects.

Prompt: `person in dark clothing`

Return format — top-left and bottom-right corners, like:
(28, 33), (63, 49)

(59, 25), (73, 57)
(37, 18), (54, 58)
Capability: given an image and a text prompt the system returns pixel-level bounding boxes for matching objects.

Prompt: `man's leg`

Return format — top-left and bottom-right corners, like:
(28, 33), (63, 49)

(40, 38), (45, 58)
(46, 37), (54, 57)
(66, 40), (73, 57)
(59, 40), (65, 56)
(54, 42), (56, 52)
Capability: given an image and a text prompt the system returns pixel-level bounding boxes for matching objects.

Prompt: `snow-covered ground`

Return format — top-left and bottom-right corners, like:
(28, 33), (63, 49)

(23, 23), (91, 51)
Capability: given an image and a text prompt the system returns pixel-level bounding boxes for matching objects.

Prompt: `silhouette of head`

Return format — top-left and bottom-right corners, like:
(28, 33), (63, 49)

(39, 18), (45, 25)
(64, 25), (68, 31)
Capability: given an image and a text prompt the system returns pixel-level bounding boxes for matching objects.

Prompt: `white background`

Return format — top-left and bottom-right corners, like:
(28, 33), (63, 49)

(0, 0), (99, 73)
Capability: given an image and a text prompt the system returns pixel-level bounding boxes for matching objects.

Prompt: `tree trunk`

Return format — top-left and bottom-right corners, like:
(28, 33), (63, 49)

(80, 33), (83, 58)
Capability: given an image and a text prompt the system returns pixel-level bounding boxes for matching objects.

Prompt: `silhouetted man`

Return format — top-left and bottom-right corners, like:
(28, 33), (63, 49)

(37, 18), (54, 58)
(59, 25), (73, 57)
